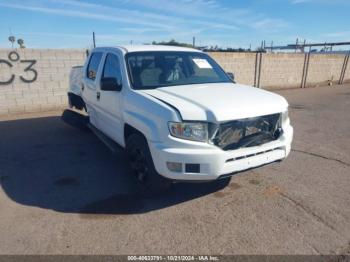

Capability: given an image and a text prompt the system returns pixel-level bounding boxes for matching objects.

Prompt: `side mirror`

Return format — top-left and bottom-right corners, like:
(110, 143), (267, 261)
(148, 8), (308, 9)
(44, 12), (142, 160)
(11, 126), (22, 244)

(100, 77), (122, 91)
(226, 72), (235, 82)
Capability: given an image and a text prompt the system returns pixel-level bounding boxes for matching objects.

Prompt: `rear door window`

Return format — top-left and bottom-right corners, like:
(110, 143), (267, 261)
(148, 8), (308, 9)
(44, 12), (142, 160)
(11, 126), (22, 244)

(86, 52), (103, 80)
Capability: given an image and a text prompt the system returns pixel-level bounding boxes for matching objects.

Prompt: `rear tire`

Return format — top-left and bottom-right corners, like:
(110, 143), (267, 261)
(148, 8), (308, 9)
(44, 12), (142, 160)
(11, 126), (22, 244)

(125, 133), (172, 193)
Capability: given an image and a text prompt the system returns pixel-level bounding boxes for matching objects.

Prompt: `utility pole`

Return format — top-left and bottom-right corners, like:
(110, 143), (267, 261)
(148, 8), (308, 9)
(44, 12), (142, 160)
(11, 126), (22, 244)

(93, 31), (96, 48)
(271, 41), (273, 52)
(192, 37), (195, 48)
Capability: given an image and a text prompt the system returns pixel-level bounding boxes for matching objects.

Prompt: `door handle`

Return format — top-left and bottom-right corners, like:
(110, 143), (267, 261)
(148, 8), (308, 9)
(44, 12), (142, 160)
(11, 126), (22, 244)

(96, 91), (100, 100)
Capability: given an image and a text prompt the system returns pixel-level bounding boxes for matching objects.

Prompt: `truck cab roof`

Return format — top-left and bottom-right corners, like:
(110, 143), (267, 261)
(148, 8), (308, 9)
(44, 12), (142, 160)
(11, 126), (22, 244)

(93, 45), (202, 54)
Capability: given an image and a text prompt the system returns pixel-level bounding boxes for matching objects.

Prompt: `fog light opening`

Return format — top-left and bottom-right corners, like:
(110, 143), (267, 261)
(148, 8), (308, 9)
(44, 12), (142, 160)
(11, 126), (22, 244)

(166, 162), (182, 173)
(185, 163), (200, 173)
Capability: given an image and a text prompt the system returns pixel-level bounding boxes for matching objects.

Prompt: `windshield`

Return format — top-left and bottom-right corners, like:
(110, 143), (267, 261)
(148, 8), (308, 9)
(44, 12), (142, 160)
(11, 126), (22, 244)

(125, 51), (232, 90)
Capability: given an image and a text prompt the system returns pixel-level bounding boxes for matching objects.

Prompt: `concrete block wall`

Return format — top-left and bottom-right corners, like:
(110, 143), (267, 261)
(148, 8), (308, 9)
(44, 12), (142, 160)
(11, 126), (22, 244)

(259, 53), (306, 89)
(344, 61), (350, 84)
(209, 52), (350, 90)
(1, 48), (350, 116)
(208, 52), (256, 86)
(307, 54), (346, 87)
(0, 48), (85, 116)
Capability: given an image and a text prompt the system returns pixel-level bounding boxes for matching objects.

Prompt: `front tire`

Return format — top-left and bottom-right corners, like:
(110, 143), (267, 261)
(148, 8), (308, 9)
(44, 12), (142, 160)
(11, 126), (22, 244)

(125, 133), (172, 193)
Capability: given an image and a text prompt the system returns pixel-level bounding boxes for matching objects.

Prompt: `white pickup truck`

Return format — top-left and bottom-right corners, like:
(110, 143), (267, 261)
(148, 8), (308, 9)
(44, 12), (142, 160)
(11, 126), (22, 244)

(68, 45), (293, 191)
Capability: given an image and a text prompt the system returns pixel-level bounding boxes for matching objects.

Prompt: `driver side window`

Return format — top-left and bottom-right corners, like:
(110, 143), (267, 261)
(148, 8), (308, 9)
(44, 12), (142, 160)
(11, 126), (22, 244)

(102, 53), (122, 82)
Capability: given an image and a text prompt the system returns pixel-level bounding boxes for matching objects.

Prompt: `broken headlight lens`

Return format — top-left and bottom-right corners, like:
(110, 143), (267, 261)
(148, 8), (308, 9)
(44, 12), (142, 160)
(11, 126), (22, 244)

(168, 122), (208, 142)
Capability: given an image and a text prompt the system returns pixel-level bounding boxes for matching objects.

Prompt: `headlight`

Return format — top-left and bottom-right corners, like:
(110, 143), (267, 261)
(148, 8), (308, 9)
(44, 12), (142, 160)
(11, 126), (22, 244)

(168, 122), (208, 142)
(282, 110), (289, 126)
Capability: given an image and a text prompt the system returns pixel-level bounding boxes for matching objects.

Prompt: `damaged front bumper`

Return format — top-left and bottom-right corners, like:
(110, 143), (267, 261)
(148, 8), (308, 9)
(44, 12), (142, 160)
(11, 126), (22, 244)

(149, 122), (293, 181)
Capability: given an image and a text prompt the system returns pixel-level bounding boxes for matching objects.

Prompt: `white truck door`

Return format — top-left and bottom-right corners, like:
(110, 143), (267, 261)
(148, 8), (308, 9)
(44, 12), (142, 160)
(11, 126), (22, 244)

(81, 52), (104, 128)
(94, 52), (124, 145)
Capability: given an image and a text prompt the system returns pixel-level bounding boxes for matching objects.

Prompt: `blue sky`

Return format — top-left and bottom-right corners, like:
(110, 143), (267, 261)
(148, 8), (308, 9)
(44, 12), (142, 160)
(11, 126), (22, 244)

(0, 0), (349, 49)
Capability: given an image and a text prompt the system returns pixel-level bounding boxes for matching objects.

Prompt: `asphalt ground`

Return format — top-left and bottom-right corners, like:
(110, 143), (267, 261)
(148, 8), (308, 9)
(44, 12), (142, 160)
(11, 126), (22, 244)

(0, 84), (349, 255)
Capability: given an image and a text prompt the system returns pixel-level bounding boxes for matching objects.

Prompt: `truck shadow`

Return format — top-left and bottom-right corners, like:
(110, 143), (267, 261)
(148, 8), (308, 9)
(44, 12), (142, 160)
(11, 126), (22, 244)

(0, 111), (229, 215)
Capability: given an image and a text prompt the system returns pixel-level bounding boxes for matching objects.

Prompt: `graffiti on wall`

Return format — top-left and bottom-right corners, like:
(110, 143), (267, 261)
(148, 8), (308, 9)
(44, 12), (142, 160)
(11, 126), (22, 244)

(0, 51), (38, 85)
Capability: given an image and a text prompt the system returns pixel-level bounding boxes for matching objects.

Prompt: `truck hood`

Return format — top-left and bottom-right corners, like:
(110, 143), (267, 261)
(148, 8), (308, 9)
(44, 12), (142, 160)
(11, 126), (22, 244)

(141, 83), (288, 122)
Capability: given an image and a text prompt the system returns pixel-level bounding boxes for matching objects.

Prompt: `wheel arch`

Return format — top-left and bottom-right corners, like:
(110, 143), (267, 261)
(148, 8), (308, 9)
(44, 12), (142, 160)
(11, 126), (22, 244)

(124, 123), (147, 144)
(68, 92), (86, 111)
(122, 110), (163, 146)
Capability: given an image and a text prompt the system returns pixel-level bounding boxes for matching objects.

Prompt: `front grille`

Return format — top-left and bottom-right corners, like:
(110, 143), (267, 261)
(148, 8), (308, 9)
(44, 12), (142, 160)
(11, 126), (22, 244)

(213, 113), (282, 151)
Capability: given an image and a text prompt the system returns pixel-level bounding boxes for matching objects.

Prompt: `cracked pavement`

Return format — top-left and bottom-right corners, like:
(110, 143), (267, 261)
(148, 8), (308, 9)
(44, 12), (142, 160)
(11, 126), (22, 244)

(0, 84), (349, 255)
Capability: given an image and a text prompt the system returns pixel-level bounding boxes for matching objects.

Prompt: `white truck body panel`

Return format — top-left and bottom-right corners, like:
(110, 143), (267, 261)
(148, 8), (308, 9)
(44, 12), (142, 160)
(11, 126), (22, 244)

(141, 82), (288, 121)
(68, 45), (293, 181)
